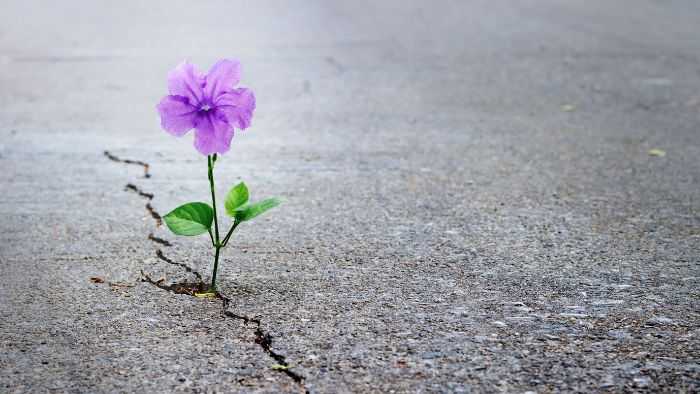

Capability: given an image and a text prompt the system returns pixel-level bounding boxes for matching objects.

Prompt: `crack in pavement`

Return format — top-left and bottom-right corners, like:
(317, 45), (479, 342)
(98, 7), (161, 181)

(218, 293), (307, 386)
(124, 183), (154, 199)
(145, 202), (163, 227)
(140, 270), (207, 295)
(124, 183), (162, 226)
(104, 150), (151, 178)
(155, 249), (202, 282)
(105, 150), (309, 393)
(148, 233), (172, 246)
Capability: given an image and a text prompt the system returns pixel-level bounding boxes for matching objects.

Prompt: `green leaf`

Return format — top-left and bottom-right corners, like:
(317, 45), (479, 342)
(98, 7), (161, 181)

(163, 202), (214, 236)
(234, 198), (281, 222)
(225, 182), (249, 217)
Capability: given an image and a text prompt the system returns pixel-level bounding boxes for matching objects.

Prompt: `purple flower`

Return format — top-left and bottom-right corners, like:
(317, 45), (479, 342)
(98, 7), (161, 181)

(157, 59), (256, 155)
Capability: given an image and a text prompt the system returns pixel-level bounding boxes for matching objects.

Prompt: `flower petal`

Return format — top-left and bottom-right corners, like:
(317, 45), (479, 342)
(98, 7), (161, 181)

(193, 112), (234, 155)
(168, 61), (204, 104)
(214, 88), (256, 130)
(204, 59), (241, 101)
(156, 95), (198, 136)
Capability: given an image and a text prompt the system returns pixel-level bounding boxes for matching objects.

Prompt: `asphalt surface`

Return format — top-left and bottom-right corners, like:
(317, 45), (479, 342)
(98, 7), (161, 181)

(1, 1), (699, 392)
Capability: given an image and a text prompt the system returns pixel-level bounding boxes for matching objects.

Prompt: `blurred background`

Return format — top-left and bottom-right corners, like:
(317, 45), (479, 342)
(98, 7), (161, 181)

(1, 1), (699, 392)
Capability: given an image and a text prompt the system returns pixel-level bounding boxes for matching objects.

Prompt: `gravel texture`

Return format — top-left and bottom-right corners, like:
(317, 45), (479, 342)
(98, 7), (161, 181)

(1, 1), (699, 392)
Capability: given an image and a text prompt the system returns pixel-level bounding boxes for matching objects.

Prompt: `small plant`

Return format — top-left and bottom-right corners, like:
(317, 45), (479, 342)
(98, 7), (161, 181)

(156, 59), (279, 293)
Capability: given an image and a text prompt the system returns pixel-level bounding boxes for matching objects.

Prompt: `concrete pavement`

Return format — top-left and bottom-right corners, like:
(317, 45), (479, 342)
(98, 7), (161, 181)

(1, 1), (699, 392)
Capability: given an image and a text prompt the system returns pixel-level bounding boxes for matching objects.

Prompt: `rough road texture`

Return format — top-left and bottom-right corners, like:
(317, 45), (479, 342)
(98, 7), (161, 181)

(1, 1), (699, 392)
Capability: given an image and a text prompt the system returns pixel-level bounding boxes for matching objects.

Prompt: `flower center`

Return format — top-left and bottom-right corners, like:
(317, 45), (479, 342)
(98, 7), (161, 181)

(200, 104), (211, 112)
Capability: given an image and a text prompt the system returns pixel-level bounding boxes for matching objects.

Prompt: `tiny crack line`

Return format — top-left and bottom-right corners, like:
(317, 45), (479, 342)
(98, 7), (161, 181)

(218, 293), (308, 389)
(104, 150), (151, 178)
(108, 282), (135, 288)
(145, 202), (163, 227)
(109, 150), (308, 393)
(156, 249), (202, 281)
(125, 183), (154, 200)
(218, 293), (261, 325)
(140, 270), (205, 295)
(123, 183), (162, 226)
(253, 327), (307, 386)
(149, 233), (173, 246)
(141, 272), (309, 391)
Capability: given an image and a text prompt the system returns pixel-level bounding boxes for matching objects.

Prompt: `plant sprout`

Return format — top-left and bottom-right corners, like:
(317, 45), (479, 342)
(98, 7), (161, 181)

(156, 59), (279, 293)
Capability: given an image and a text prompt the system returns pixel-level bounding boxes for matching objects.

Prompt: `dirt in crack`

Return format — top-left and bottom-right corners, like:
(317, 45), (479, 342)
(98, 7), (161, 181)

(145, 203), (162, 226)
(108, 150), (308, 393)
(141, 273), (308, 391)
(156, 249), (202, 282)
(149, 233), (172, 246)
(141, 271), (207, 295)
(124, 183), (162, 226)
(125, 183), (154, 199)
(218, 293), (307, 388)
(104, 150), (151, 178)
(253, 318), (307, 385)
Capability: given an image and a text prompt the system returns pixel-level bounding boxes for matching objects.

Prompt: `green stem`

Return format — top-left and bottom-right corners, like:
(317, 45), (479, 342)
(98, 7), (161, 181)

(221, 221), (240, 247)
(207, 155), (221, 292)
(210, 246), (221, 292)
(207, 228), (215, 247)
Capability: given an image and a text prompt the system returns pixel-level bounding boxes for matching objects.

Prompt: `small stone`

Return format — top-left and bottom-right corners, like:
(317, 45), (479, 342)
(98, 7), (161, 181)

(647, 316), (674, 325)
(613, 284), (632, 289)
(648, 148), (666, 157)
(592, 299), (624, 306)
(633, 376), (651, 387)
(421, 351), (441, 359)
(559, 313), (588, 318)
(599, 375), (616, 388)
(505, 316), (535, 321)
(608, 330), (631, 340)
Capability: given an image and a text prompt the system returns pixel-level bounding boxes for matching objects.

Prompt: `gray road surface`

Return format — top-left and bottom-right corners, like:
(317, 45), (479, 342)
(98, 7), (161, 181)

(1, 1), (699, 392)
